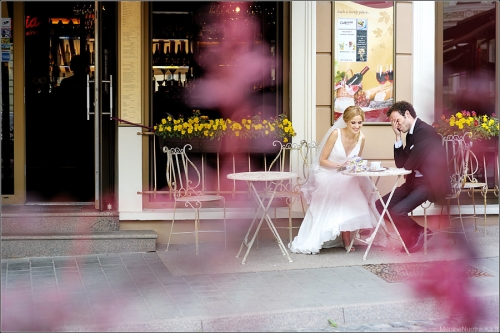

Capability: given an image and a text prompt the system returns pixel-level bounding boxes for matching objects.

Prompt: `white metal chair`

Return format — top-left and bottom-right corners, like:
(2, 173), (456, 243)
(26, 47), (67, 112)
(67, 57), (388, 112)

(462, 139), (488, 236)
(165, 144), (227, 254)
(423, 133), (471, 253)
(260, 140), (311, 244)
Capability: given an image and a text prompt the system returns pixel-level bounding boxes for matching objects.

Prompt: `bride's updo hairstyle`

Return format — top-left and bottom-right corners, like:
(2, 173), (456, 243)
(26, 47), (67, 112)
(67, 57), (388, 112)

(342, 105), (365, 123)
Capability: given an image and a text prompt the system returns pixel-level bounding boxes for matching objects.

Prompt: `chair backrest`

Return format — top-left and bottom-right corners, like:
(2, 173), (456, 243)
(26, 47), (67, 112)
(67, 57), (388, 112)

(441, 133), (470, 196)
(462, 139), (482, 184)
(164, 144), (202, 198)
(268, 140), (310, 192)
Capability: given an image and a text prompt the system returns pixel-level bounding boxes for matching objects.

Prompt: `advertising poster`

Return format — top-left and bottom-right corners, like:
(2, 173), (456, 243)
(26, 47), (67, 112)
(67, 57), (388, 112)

(333, 1), (394, 123)
(1, 18), (12, 62)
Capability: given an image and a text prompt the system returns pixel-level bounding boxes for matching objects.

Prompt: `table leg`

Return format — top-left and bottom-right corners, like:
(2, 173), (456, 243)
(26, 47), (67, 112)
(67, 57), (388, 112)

(237, 180), (293, 264)
(236, 184), (262, 260)
(262, 208), (293, 262)
(348, 175), (410, 260)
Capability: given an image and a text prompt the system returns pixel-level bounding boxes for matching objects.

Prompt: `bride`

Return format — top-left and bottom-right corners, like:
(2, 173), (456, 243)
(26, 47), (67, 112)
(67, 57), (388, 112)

(289, 106), (385, 254)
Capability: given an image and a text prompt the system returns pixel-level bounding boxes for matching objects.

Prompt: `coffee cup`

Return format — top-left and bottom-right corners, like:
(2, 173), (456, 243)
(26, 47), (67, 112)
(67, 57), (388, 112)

(370, 161), (382, 170)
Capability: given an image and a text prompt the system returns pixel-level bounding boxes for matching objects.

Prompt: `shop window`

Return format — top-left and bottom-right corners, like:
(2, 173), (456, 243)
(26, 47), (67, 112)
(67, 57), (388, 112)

(440, 1), (497, 117)
(146, 2), (285, 205)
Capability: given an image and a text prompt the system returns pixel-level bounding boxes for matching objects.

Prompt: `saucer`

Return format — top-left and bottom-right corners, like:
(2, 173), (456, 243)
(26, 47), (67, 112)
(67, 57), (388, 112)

(368, 167), (386, 172)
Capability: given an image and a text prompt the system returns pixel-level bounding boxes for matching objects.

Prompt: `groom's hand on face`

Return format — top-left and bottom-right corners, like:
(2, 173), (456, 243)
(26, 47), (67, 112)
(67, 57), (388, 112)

(391, 119), (401, 137)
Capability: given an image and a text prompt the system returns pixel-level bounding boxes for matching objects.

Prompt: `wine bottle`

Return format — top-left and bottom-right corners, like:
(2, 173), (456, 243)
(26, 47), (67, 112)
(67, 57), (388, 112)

(153, 43), (160, 66)
(180, 41), (186, 66)
(158, 41), (166, 66)
(345, 66), (369, 86)
(64, 44), (71, 64)
(49, 48), (53, 66)
(85, 44), (92, 65)
(170, 41), (177, 66)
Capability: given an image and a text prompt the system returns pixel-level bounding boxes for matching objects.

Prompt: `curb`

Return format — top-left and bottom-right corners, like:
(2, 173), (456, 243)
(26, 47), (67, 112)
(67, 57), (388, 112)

(64, 293), (499, 332)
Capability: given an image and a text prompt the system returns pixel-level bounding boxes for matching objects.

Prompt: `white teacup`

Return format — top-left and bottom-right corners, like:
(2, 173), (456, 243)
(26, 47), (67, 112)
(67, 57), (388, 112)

(370, 161), (382, 170)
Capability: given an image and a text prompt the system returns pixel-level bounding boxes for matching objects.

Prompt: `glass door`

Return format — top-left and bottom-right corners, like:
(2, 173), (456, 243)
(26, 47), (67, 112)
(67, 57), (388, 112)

(22, 1), (116, 209)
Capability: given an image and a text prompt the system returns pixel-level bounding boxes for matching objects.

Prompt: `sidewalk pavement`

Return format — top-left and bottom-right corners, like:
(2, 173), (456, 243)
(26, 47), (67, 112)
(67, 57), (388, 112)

(1, 220), (499, 332)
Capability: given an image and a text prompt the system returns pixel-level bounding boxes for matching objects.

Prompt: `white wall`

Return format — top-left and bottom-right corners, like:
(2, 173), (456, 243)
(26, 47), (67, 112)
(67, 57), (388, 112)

(290, 1), (316, 146)
(118, 126), (143, 213)
(412, 1), (435, 124)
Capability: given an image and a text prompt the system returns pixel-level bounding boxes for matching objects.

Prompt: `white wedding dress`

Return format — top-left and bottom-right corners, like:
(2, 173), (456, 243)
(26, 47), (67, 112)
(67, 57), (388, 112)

(289, 128), (385, 254)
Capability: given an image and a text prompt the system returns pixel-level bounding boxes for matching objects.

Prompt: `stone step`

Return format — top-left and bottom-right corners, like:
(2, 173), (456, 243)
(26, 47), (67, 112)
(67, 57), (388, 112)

(1, 230), (158, 259)
(1, 211), (119, 234)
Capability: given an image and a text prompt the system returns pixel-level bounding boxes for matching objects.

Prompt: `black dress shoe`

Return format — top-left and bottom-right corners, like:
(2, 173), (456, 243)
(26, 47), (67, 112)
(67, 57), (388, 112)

(400, 230), (433, 253)
(407, 231), (425, 253)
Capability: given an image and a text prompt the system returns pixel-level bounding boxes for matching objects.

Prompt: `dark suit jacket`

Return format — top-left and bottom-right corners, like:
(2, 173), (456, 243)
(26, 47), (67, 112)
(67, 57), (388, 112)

(394, 118), (451, 203)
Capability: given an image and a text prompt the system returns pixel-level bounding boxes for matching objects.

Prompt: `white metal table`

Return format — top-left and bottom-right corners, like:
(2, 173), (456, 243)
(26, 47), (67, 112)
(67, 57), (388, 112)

(227, 171), (298, 265)
(342, 167), (412, 260)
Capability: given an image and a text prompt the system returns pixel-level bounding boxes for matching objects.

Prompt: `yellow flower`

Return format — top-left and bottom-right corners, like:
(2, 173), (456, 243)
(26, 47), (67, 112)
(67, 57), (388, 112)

(154, 111), (296, 142)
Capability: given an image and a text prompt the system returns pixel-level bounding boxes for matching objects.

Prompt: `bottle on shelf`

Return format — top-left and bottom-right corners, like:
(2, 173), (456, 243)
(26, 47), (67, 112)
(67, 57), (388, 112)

(64, 44), (71, 64)
(186, 41), (193, 67)
(345, 66), (370, 86)
(49, 48), (53, 66)
(153, 43), (160, 66)
(85, 44), (92, 65)
(170, 40), (176, 66)
(158, 41), (166, 66)
(68, 19), (74, 36)
(57, 20), (64, 35)
(164, 43), (170, 67)
(175, 40), (186, 66)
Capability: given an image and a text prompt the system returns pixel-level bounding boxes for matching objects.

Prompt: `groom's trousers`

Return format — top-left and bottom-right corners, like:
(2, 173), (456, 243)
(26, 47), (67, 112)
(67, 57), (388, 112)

(375, 176), (428, 246)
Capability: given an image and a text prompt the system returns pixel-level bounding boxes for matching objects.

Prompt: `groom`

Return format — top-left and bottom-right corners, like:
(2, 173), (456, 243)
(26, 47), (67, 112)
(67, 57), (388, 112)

(376, 101), (450, 253)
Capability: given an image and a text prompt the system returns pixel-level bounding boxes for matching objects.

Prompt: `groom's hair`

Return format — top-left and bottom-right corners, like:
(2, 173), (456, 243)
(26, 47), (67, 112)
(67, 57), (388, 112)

(386, 101), (416, 118)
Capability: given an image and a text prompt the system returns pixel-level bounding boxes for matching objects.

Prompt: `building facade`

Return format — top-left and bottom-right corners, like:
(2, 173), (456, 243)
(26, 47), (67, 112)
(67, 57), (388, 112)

(1, 1), (498, 246)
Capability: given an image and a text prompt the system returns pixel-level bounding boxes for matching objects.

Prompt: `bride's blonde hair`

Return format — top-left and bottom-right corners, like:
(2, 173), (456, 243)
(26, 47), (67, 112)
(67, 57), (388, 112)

(343, 105), (365, 123)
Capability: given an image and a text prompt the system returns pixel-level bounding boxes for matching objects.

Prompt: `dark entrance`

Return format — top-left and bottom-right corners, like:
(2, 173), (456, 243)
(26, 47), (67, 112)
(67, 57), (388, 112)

(24, 2), (116, 208)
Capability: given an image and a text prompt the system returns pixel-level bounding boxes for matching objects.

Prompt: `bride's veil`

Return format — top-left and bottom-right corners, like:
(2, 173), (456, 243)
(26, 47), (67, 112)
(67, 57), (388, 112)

(301, 117), (347, 204)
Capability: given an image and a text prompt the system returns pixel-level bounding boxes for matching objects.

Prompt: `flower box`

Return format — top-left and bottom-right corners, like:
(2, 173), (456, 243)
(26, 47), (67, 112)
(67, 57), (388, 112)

(433, 110), (499, 141)
(159, 137), (222, 153)
(223, 137), (282, 154)
(153, 110), (296, 154)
